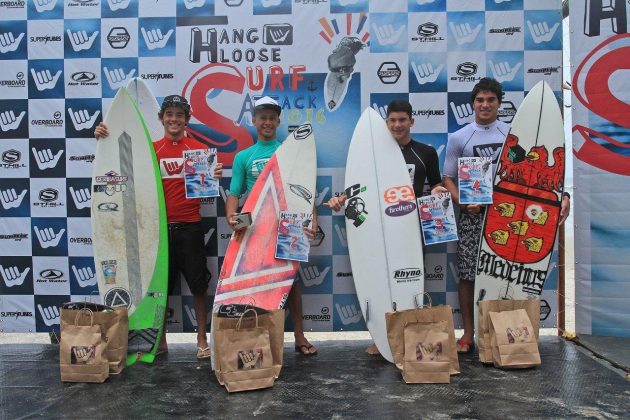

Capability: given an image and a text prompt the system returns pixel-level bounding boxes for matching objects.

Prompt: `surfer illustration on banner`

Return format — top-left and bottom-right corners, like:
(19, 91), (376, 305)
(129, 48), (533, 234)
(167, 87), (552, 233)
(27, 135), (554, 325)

(319, 14), (370, 112)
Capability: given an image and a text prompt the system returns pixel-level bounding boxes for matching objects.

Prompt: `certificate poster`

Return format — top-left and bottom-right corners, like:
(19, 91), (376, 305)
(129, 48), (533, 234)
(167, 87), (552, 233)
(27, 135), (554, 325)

(275, 211), (313, 262)
(184, 148), (219, 198)
(458, 157), (493, 204)
(417, 193), (458, 245)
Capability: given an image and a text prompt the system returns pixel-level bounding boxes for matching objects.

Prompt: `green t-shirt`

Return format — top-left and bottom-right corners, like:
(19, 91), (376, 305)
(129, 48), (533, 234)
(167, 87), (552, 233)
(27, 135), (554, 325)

(229, 139), (281, 196)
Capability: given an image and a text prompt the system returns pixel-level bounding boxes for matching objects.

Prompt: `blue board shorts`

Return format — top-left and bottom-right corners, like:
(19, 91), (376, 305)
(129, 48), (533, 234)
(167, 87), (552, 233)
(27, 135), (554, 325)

(167, 221), (210, 296)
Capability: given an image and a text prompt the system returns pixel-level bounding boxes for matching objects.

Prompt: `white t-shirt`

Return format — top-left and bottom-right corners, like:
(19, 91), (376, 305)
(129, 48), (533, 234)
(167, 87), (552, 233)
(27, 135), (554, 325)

(443, 119), (510, 180)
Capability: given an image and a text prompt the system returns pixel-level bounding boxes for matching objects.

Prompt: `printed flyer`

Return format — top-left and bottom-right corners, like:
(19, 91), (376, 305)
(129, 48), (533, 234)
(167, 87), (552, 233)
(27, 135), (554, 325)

(184, 148), (219, 198)
(417, 193), (458, 245)
(458, 157), (493, 204)
(275, 211), (313, 262)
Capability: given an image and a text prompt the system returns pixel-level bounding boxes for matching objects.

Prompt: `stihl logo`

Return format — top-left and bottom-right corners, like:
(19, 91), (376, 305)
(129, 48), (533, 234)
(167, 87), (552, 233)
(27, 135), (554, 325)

(161, 158), (184, 177)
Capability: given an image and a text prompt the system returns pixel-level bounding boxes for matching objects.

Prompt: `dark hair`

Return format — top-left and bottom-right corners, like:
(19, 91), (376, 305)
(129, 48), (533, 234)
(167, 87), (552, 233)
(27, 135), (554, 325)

(158, 94), (191, 120)
(471, 78), (503, 105)
(386, 99), (413, 119)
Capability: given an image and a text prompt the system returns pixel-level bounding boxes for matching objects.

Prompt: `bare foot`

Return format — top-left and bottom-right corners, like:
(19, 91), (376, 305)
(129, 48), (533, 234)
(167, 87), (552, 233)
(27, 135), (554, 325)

(365, 345), (380, 355)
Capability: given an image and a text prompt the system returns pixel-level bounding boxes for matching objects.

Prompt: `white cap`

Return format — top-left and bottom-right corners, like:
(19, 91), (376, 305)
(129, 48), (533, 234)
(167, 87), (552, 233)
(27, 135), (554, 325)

(253, 96), (281, 115)
(254, 96), (279, 108)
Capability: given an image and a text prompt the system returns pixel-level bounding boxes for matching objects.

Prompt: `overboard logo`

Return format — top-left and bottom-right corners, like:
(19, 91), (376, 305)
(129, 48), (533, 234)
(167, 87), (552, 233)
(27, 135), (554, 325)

(0, 72), (25, 88)
(0, 1), (26, 8)
(303, 306), (331, 322)
(393, 268), (423, 282)
(377, 62), (401, 84)
(31, 111), (63, 129)
(425, 265), (444, 281)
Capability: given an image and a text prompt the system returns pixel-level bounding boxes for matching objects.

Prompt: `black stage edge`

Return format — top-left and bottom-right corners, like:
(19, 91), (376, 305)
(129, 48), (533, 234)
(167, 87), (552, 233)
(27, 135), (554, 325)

(575, 334), (630, 374)
(1, 337), (629, 419)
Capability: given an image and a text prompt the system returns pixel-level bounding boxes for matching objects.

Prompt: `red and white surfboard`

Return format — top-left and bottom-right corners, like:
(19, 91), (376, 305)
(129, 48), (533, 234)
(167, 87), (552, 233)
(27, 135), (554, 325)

(475, 81), (565, 331)
(213, 123), (316, 310)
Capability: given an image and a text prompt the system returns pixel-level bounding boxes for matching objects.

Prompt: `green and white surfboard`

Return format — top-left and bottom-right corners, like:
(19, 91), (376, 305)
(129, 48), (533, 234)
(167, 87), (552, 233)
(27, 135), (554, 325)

(91, 87), (168, 365)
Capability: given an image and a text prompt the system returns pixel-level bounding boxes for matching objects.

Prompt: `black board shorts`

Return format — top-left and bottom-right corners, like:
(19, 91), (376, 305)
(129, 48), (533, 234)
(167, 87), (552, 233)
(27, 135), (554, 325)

(167, 221), (210, 296)
(457, 210), (485, 283)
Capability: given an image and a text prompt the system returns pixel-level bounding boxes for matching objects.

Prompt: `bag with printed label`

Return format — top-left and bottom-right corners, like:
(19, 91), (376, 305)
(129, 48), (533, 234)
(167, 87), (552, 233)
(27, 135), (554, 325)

(477, 299), (540, 364)
(385, 297), (459, 376)
(60, 309), (109, 383)
(402, 321), (451, 384)
(489, 308), (541, 369)
(61, 303), (129, 374)
(212, 306), (285, 380)
(213, 308), (278, 392)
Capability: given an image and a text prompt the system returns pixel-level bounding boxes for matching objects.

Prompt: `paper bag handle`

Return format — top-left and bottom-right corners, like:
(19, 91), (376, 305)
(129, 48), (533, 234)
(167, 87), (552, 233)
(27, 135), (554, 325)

(236, 308), (259, 330)
(414, 292), (432, 309)
(74, 308), (94, 326)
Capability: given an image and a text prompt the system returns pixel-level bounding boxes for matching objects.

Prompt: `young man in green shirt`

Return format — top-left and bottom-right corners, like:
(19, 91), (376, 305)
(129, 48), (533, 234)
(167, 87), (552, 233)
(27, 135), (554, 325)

(226, 96), (319, 356)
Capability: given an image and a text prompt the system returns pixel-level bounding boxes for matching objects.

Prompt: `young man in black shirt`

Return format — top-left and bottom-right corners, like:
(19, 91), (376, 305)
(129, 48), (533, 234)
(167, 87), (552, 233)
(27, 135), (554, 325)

(325, 99), (444, 355)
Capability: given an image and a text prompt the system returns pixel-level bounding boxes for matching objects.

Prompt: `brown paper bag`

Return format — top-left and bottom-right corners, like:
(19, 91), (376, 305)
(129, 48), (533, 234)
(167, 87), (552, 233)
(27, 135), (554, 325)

(386, 304), (460, 375)
(60, 309), (109, 383)
(214, 309), (276, 392)
(212, 307), (285, 381)
(478, 299), (540, 364)
(402, 321), (451, 384)
(61, 305), (129, 374)
(489, 309), (541, 369)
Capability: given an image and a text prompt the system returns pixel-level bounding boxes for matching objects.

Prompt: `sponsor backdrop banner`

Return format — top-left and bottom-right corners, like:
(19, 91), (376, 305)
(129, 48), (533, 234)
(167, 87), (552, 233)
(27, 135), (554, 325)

(0, 0), (561, 333)
(570, 1), (630, 337)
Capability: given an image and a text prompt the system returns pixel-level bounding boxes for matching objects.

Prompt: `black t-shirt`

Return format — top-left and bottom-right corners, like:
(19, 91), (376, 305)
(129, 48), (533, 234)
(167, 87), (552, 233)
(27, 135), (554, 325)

(400, 140), (442, 197)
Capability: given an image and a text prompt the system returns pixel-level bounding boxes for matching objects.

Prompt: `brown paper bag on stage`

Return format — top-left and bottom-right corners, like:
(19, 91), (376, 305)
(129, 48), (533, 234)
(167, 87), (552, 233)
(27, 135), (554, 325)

(213, 308), (283, 392)
(489, 308), (541, 368)
(401, 321), (451, 384)
(212, 307), (285, 382)
(61, 306), (129, 374)
(385, 304), (460, 375)
(477, 299), (540, 364)
(60, 309), (109, 383)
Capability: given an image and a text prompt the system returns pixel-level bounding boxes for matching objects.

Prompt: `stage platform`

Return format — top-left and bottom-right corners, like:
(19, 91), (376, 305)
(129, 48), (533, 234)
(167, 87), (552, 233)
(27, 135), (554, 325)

(1, 336), (628, 419)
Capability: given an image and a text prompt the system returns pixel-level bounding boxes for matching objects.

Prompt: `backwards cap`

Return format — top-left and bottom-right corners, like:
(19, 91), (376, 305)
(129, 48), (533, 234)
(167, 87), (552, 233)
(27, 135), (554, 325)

(160, 94), (191, 115)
